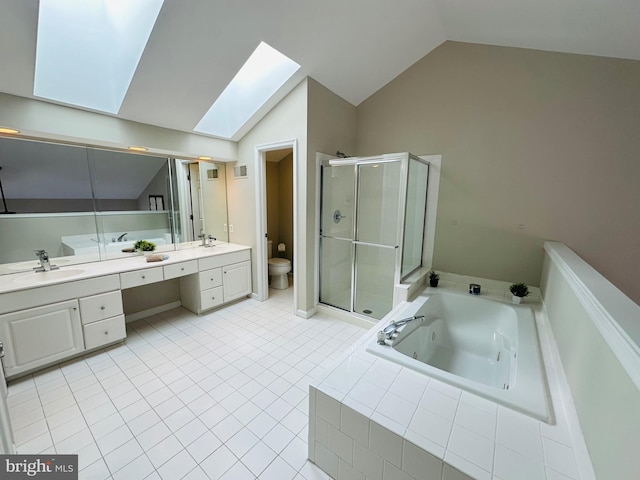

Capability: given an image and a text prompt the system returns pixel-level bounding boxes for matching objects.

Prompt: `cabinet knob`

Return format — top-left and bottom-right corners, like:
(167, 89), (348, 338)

(100, 306), (105, 310)
(142, 275), (146, 279)
(181, 267), (184, 271)
(212, 297), (215, 300)
(104, 330), (109, 335)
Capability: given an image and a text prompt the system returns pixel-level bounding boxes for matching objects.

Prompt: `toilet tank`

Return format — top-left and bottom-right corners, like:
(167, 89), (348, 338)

(267, 240), (273, 259)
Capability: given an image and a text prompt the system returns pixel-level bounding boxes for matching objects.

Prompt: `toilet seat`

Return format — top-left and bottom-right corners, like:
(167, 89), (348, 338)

(268, 258), (290, 266)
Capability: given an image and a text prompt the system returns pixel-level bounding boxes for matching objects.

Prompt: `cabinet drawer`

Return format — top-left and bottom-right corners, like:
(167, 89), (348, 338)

(164, 260), (198, 280)
(199, 268), (222, 290)
(198, 249), (251, 271)
(200, 286), (224, 311)
(79, 291), (123, 325)
(83, 315), (126, 350)
(120, 267), (163, 289)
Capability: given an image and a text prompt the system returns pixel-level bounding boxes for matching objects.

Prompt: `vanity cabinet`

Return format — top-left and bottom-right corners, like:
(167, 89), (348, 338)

(0, 274), (124, 378)
(222, 261), (252, 302)
(0, 246), (251, 378)
(180, 250), (252, 314)
(0, 300), (84, 377)
(79, 291), (126, 350)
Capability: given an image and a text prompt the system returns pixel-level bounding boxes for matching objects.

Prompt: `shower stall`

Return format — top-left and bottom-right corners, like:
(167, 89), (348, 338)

(319, 152), (430, 320)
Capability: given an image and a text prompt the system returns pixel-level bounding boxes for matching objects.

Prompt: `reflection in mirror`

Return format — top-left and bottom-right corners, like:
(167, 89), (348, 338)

(86, 148), (173, 260)
(0, 137), (100, 272)
(0, 135), (231, 275)
(174, 159), (229, 244)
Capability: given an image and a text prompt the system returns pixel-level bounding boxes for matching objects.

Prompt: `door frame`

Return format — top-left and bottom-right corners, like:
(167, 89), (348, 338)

(254, 139), (298, 309)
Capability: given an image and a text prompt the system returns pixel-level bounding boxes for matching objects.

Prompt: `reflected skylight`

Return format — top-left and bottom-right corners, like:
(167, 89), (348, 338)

(34, 0), (164, 114)
(195, 42), (300, 139)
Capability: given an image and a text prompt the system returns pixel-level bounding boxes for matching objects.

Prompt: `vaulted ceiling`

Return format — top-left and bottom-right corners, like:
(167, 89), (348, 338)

(1, 0), (638, 142)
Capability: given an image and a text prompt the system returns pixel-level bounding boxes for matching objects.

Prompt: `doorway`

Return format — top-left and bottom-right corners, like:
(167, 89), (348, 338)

(174, 159), (203, 242)
(254, 140), (298, 311)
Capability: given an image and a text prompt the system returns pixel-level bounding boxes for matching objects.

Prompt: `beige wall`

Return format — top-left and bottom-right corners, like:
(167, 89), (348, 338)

(356, 41), (640, 304)
(266, 154), (294, 264)
(306, 78), (358, 310)
(266, 162), (280, 253)
(278, 155), (294, 265)
(541, 253), (640, 479)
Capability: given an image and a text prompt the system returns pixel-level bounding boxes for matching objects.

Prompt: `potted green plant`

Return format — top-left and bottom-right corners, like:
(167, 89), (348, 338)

(509, 282), (529, 304)
(428, 270), (440, 288)
(133, 240), (156, 255)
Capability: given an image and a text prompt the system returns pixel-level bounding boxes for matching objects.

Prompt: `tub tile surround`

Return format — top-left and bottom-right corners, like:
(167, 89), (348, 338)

(309, 280), (596, 480)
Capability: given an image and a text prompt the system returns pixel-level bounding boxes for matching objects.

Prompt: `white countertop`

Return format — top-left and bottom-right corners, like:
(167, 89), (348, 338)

(0, 242), (250, 294)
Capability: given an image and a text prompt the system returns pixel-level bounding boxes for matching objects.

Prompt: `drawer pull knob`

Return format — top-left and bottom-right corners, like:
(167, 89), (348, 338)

(104, 331), (108, 335)
(181, 268), (184, 271)
(142, 275), (146, 279)
(212, 297), (215, 300)
(100, 306), (105, 310)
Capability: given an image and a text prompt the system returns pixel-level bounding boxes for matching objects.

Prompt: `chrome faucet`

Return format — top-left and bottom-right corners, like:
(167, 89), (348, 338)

(117, 233), (128, 242)
(34, 250), (58, 272)
(377, 315), (425, 345)
(205, 235), (216, 247)
(198, 230), (207, 247)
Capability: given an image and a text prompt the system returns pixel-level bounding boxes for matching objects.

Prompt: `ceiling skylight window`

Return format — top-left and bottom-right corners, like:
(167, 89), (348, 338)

(195, 42), (300, 139)
(34, 0), (164, 114)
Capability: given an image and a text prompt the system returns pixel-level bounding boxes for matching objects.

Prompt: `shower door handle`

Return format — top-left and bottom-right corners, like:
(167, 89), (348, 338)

(352, 240), (398, 249)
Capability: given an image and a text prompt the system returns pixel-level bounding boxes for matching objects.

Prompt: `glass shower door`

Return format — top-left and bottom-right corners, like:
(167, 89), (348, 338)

(353, 161), (402, 318)
(319, 164), (355, 311)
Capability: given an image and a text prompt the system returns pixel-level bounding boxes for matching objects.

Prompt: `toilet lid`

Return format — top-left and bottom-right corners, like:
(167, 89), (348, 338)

(268, 258), (290, 266)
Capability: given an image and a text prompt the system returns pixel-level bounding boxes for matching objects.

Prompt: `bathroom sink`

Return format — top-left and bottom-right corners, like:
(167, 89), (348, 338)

(13, 269), (85, 285)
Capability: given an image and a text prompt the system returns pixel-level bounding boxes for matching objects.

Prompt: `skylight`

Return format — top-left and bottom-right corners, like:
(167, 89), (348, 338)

(34, 0), (164, 114)
(194, 42), (301, 139)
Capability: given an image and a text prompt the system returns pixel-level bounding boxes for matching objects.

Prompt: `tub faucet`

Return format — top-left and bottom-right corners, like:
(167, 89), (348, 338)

(377, 315), (425, 345)
(117, 233), (128, 242)
(34, 249), (58, 272)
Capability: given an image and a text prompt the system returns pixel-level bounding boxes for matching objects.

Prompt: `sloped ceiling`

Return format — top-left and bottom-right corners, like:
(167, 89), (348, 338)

(0, 0), (638, 142)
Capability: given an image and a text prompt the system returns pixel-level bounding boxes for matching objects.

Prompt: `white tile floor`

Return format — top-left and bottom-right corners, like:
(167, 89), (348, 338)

(7, 288), (367, 480)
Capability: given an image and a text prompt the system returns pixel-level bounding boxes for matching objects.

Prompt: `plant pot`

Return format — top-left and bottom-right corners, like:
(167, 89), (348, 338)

(512, 295), (523, 304)
(429, 279), (439, 288)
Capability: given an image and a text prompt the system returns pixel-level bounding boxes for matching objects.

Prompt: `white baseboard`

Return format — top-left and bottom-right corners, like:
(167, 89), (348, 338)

(125, 301), (182, 323)
(296, 307), (316, 319)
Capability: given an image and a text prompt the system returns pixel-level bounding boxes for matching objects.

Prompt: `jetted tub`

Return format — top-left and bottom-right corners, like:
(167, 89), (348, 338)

(366, 291), (552, 423)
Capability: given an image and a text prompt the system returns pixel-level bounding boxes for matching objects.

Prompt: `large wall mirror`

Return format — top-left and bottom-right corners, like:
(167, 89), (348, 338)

(0, 136), (229, 274)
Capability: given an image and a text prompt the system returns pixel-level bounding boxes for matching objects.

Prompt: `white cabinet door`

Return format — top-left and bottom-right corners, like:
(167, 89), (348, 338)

(0, 300), (84, 377)
(222, 261), (252, 302)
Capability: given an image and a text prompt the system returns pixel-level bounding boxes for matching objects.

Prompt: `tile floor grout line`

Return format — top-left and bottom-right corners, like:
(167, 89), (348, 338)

(8, 288), (365, 480)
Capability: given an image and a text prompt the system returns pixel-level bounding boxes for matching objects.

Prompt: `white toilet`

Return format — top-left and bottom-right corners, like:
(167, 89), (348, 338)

(267, 240), (291, 289)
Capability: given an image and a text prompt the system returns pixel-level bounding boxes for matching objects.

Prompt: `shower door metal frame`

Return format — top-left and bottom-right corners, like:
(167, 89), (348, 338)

(399, 153), (431, 281)
(320, 153), (420, 317)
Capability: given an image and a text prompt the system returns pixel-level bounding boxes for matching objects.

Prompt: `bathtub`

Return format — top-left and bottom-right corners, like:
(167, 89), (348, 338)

(366, 291), (552, 423)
